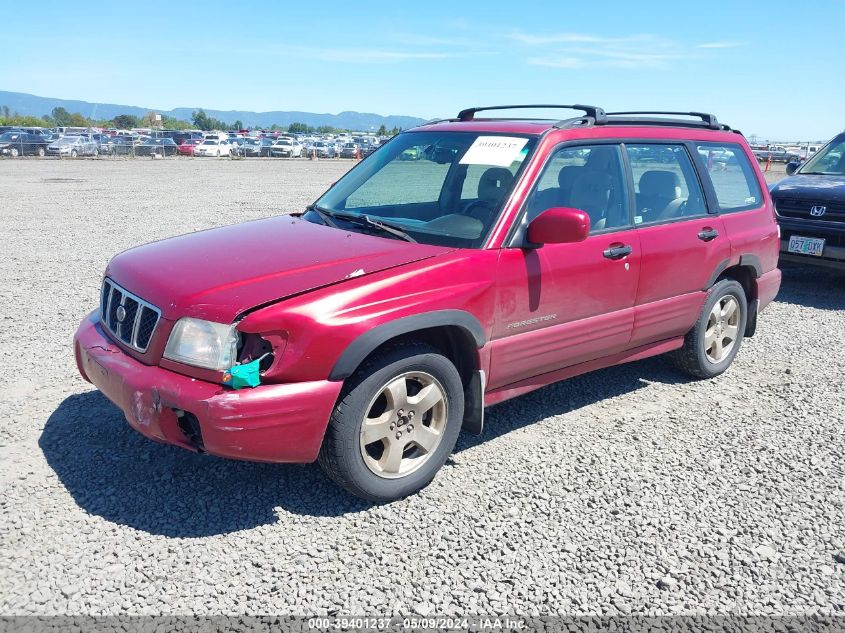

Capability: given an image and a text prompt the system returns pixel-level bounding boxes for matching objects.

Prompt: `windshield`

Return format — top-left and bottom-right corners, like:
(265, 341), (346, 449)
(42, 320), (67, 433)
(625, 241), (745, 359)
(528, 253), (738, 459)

(58, 137), (79, 144)
(800, 137), (845, 175)
(311, 131), (537, 248)
(202, 140), (216, 145)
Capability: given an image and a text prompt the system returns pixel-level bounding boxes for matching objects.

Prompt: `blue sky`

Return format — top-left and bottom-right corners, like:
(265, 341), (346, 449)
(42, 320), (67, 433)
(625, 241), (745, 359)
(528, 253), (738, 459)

(2, 0), (843, 141)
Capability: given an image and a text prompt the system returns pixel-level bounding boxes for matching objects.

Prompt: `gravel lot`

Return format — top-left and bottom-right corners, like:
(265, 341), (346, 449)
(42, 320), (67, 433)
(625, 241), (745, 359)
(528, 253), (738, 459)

(1, 158), (843, 618)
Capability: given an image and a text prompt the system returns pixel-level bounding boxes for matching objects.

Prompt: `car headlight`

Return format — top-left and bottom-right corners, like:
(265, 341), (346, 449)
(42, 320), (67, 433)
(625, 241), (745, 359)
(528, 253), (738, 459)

(163, 318), (239, 370)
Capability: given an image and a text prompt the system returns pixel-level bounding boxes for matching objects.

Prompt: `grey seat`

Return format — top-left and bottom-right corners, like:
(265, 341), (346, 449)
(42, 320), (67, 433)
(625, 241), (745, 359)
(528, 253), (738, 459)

(569, 171), (612, 231)
(477, 167), (514, 205)
(469, 167), (514, 224)
(637, 170), (681, 221)
(530, 165), (584, 213)
(556, 165), (584, 205)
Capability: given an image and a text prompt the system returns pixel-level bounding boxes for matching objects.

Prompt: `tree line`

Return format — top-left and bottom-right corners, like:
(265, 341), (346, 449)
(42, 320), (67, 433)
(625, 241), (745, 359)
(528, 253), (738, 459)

(1, 105), (401, 136)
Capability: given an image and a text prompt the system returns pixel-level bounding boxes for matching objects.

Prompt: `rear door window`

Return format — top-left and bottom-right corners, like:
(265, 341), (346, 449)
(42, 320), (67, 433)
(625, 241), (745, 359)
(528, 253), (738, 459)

(696, 143), (762, 212)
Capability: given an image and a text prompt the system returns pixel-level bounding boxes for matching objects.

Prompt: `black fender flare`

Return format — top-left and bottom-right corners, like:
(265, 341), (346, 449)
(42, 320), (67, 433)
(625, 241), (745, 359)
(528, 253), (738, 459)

(328, 310), (486, 381)
(738, 254), (762, 277)
(704, 254), (763, 290)
(704, 258), (731, 290)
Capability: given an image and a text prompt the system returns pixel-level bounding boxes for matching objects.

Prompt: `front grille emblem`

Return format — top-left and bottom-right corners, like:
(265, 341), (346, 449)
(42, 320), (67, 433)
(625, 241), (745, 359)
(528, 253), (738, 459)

(810, 205), (827, 217)
(100, 279), (160, 352)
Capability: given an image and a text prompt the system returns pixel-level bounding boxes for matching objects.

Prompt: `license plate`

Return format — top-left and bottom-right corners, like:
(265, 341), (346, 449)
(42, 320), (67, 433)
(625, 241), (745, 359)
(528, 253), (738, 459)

(788, 235), (825, 257)
(86, 353), (109, 381)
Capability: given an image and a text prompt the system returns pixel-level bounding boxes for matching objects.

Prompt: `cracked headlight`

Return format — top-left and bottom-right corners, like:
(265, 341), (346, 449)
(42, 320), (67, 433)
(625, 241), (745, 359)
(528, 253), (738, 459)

(163, 318), (239, 370)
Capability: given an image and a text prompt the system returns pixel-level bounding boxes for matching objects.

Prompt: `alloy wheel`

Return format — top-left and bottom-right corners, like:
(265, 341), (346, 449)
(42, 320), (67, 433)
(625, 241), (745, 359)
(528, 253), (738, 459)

(704, 295), (740, 363)
(359, 371), (447, 479)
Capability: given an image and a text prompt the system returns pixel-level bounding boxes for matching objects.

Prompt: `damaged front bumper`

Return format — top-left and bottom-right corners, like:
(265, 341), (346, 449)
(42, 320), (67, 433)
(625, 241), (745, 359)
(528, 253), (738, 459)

(73, 311), (342, 463)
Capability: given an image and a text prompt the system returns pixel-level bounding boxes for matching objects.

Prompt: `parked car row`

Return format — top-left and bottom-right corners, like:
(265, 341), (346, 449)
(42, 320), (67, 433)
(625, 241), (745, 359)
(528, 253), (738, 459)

(753, 145), (801, 163)
(0, 126), (386, 159)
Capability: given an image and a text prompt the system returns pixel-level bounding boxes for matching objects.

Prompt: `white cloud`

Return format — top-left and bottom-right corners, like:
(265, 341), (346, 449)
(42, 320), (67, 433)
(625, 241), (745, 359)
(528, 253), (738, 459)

(509, 32), (671, 47)
(510, 31), (737, 70)
(696, 41), (741, 49)
(309, 48), (452, 64)
(528, 56), (585, 69)
(568, 47), (679, 67)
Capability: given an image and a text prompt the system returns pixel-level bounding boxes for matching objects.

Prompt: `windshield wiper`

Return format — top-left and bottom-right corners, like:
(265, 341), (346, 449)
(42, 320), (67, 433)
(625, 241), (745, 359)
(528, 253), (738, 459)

(306, 204), (340, 228)
(356, 215), (417, 243)
(321, 210), (417, 243)
(307, 205), (416, 242)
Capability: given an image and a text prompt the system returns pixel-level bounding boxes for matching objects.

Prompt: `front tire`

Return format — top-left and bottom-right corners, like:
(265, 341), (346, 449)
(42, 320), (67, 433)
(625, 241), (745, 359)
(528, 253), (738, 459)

(319, 342), (464, 502)
(670, 279), (747, 379)
(10, 147), (19, 157)
(70, 150), (78, 158)
(37, 147), (46, 157)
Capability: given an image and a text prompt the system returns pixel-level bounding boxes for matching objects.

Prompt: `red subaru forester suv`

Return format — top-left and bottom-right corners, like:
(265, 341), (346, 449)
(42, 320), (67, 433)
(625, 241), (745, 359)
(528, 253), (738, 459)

(74, 105), (781, 501)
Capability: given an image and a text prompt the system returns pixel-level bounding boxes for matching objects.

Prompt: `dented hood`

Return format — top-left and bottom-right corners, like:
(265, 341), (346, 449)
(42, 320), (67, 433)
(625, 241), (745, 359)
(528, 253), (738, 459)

(106, 216), (451, 322)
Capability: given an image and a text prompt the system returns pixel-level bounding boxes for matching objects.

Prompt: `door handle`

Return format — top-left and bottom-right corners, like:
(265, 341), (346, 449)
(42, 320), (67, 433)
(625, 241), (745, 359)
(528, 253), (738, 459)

(698, 228), (719, 242)
(603, 244), (633, 259)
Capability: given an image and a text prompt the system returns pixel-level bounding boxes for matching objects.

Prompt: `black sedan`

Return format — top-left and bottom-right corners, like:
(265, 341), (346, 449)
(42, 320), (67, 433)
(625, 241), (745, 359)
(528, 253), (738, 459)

(100, 136), (136, 156)
(0, 131), (50, 157)
(135, 137), (178, 157)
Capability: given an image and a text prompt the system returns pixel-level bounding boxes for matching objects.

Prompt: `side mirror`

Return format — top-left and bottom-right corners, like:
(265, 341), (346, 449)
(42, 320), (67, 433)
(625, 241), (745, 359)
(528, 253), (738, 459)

(526, 207), (590, 246)
(786, 161), (800, 175)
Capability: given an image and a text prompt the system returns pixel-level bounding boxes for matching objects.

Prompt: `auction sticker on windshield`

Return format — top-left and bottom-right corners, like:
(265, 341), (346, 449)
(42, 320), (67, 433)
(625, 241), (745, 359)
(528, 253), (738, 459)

(460, 136), (528, 167)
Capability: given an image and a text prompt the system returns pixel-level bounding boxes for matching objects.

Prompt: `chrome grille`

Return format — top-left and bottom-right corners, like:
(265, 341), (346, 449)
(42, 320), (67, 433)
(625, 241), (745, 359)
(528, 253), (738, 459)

(100, 279), (161, 352)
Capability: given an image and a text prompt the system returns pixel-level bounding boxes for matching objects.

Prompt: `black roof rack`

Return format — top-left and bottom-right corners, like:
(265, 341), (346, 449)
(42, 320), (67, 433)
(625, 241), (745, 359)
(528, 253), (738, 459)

(441, 105), (735, 133)
(603, 111), (725, 130)
(457, 104), (607, 124)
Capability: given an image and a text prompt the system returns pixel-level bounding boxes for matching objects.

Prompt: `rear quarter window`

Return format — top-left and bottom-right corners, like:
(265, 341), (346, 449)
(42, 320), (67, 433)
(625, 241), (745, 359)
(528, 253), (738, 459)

(696, 143), (763, 213)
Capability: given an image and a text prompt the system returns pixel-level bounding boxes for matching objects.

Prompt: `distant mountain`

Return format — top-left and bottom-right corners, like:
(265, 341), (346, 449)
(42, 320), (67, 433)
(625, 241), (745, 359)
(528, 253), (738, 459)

(0, 90), (427, 131)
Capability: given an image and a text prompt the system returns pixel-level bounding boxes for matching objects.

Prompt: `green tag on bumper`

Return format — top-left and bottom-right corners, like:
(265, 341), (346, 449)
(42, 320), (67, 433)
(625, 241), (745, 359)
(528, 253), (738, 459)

(223, 358), (262, 389)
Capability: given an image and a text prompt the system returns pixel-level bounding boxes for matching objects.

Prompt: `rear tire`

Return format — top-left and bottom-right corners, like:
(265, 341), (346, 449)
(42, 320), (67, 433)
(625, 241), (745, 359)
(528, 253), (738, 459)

(37, 147), (45, 157)
(319, 342), (464, 502)
(670, 279), (747, 379)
